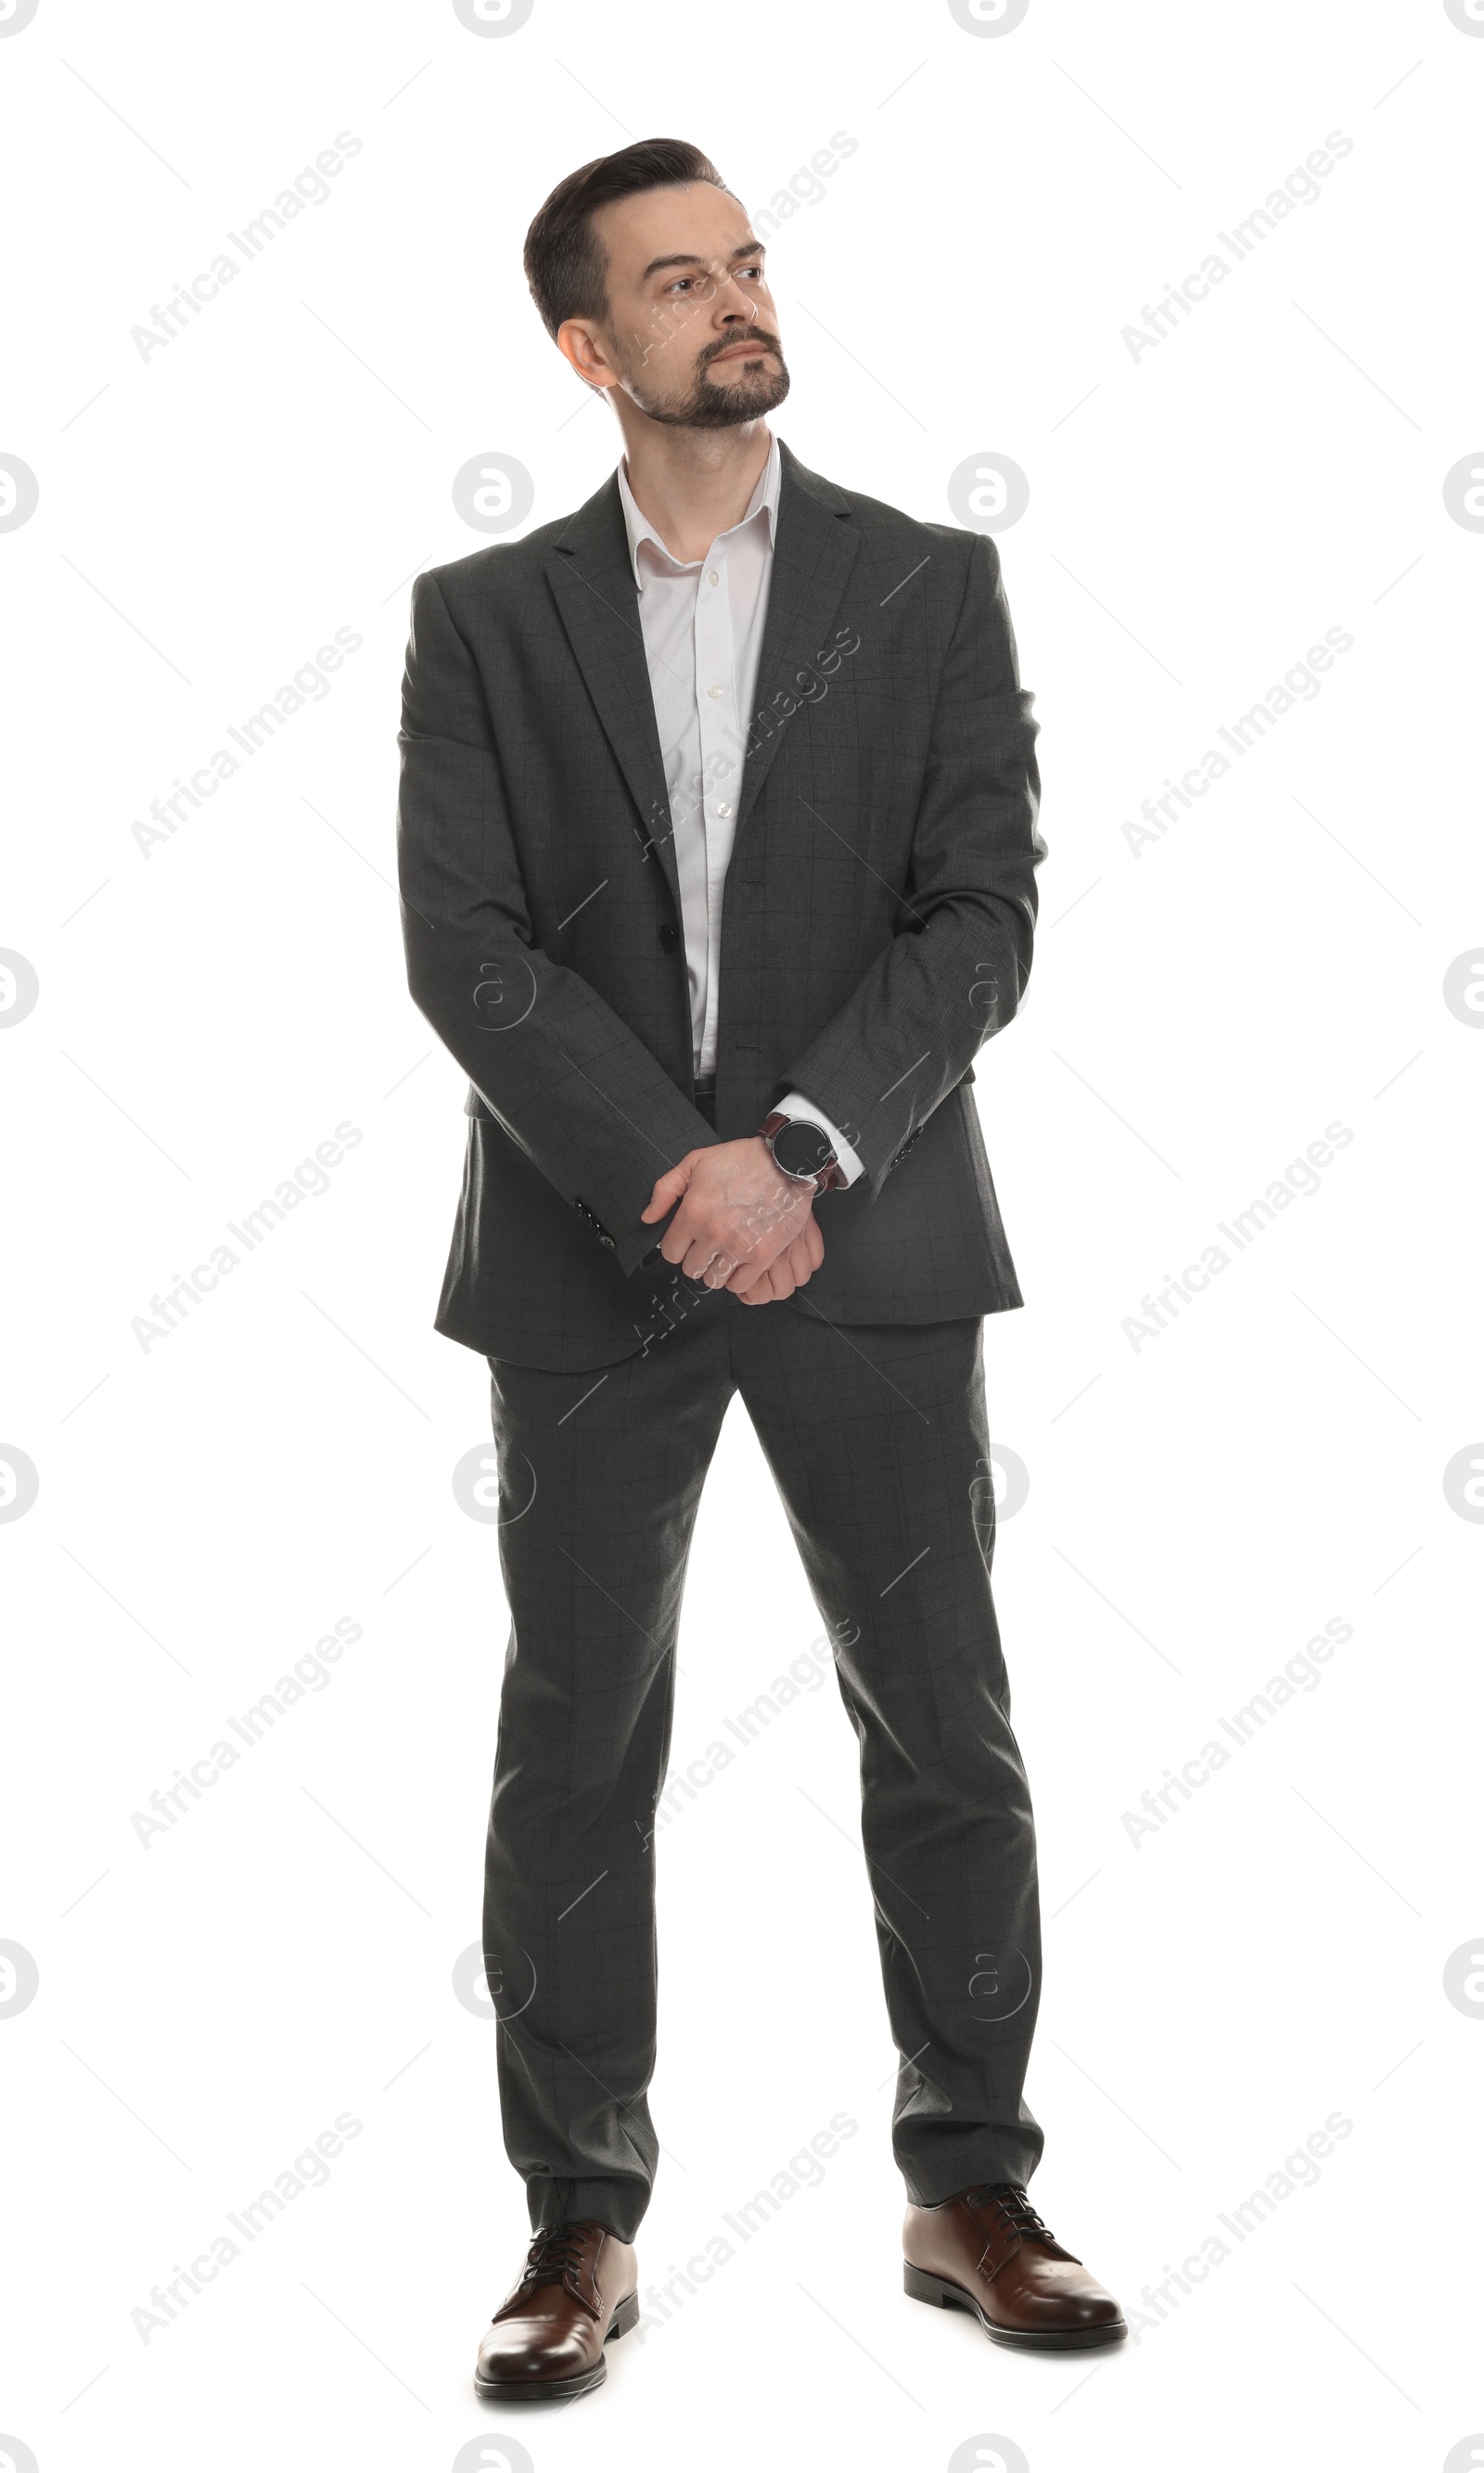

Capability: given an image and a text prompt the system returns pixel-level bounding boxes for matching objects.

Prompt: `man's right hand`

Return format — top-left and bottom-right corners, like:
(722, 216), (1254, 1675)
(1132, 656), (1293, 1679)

(640, 1135), (825, 1298)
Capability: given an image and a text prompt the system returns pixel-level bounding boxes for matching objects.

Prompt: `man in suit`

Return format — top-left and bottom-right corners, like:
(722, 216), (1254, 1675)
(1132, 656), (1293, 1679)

(398, 137), (1125, 2402)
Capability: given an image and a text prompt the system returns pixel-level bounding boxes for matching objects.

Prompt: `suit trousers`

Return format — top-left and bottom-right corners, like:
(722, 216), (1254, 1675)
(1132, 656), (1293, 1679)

(482, 1261), (1045, 2243)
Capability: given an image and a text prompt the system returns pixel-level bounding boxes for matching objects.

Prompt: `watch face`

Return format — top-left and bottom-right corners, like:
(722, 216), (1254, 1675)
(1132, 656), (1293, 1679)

(773, 1118), (835, 1180)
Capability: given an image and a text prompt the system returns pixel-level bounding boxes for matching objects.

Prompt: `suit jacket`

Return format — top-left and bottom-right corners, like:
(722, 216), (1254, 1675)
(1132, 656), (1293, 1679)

(397, 439), (1044, 1371)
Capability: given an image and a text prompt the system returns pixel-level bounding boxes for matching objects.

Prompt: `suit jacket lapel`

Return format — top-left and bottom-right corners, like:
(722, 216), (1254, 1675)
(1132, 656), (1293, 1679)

(544, 479), (684, 911)
(736, 441), (859, 834)
(542, 442), (860, 899)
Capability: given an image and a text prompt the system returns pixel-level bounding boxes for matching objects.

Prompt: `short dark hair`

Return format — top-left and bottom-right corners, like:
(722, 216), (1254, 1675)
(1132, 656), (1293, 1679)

(523, 139), (733, 341)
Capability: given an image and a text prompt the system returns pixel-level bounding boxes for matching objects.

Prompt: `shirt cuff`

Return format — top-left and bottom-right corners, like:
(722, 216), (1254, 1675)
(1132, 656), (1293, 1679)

(775, 1090), (865, 1189)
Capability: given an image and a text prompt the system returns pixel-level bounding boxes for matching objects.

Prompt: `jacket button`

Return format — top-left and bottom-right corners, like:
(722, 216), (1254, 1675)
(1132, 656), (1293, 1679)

(659, 923), (678, 952)
(600, 1235), (616, 1250)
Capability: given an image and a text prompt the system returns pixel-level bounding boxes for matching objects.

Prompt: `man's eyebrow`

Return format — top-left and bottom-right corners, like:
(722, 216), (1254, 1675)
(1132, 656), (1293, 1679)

(639, 240), (766, 282)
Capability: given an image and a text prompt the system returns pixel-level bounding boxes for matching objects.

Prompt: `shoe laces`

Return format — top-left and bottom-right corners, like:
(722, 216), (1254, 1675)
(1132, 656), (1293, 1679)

(966, 2182), (1058, 2248)
(517, 2222), (593, 2291)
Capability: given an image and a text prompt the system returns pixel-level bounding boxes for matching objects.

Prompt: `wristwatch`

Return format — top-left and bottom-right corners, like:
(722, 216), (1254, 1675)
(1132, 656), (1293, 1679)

(758, 1109), (849, 1197)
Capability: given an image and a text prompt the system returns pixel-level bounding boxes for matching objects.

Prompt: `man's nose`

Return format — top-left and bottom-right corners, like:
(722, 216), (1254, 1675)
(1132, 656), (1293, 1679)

(712, 272), (760, 316)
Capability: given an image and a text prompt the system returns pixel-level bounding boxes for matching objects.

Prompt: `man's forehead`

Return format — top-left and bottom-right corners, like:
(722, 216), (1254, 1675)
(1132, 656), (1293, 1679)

(596, 184), (758, 275)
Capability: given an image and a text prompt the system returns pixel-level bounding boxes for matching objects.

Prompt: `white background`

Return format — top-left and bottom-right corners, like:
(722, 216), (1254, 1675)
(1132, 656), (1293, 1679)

(3, 2), (1481, 2468)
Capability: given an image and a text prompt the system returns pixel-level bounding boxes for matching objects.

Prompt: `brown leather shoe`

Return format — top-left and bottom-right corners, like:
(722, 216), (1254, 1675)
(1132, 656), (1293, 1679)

(474, 2219), (639, 2401)
(903, 2183), (1126, 2351)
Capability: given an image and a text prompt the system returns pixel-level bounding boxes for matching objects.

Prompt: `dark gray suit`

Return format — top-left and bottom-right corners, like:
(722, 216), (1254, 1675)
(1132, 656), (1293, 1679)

(398, 440), (1043, 1372)
(397, 440), (1050, 2241)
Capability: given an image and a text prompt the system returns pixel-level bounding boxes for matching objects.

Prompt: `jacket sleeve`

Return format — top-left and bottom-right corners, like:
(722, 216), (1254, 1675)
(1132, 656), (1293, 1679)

(396, 567), (718, 1276)
(774, 532), (1044, 1196)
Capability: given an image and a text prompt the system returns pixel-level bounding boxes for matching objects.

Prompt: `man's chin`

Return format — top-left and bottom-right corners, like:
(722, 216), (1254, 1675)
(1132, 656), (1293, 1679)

(687, 364), (791, 428)
(629, 358), (791, 430)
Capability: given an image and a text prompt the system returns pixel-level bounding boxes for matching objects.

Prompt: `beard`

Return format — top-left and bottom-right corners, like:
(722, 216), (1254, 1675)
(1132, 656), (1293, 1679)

(626, 330), (792, 430)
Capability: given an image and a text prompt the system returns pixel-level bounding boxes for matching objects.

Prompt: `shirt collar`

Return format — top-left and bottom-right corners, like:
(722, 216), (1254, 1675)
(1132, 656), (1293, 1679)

(617, 430), (780, 590)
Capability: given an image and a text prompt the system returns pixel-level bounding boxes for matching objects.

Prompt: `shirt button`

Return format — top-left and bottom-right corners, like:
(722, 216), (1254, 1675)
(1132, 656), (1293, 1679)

(715, 801), (732, 817)
(707, 684), (724, 698)
(707, 570), (720, 586)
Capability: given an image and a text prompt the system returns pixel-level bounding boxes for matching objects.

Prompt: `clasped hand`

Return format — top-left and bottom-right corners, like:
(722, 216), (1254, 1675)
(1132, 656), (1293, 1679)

(640, 1136), (824, 1303)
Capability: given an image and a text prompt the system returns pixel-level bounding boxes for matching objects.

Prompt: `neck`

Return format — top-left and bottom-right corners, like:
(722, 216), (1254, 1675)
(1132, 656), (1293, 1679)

(614, 414), (773, 564)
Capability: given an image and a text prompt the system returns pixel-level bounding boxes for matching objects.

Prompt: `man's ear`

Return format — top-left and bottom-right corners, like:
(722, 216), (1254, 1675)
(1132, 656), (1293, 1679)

(555, 315), (619, 395)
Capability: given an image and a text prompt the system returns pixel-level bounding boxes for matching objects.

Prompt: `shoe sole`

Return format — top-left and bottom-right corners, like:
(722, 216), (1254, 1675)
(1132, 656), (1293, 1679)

(903, 2262), (1127, 2351)
(474, 2290), (640, 2401)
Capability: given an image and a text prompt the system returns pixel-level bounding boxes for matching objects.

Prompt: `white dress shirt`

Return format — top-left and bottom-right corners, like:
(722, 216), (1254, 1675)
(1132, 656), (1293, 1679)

(616, 432), (864, 1187)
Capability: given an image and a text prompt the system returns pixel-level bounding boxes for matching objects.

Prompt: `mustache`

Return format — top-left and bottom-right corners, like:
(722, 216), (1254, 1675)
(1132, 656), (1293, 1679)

(701, 330), (781, 367)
